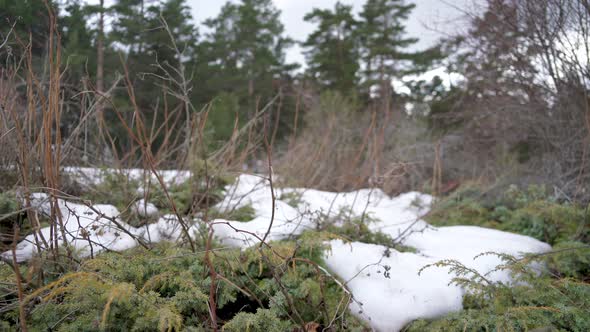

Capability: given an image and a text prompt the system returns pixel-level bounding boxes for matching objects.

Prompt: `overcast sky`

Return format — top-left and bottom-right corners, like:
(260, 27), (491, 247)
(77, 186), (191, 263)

(86, 0), (476, 67)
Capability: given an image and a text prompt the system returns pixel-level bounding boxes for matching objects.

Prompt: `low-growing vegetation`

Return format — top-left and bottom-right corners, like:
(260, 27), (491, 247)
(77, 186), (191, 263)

(1, 0), (589, 330)
(315, 207), (417, 253)
(404, 185), (590, 331)
(0, 235), (370, 331)
(427, 184), (589, 248)
(3, 184), (587, 331)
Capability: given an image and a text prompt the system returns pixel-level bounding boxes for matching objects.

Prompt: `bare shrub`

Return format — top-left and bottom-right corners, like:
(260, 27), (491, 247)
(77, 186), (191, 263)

(276, 90), (438, 195)
(430, 0), (590, 202)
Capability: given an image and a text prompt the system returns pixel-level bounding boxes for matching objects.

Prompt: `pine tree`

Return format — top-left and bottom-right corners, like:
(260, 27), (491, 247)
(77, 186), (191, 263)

(96, 0), (106, 126)
(199, 3), (242, 96)
(143, 0), (199, 64)
(236, 0), (294, 96)
(0, 0), (57, 57)
(303, 2), (359, 94)
(82, 0), (116, 142)
(111, 0), (155, 55)
(357, 0), (419, 103)
(202, 0), (295, 100)
(61, 0), (95, 76)
(145, 0), (200, 153)
(197, 0), (298, 147)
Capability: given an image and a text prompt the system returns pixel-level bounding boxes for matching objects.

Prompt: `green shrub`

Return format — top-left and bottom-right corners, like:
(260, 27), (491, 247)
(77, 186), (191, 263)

(82, 169), (141, 211)
(0, 191), (31, 252)
(82, 166), (234, 224)
(278, 191), (303, 208)
(222, 309), (291, 332)
(427, 185), (588, 245)
(225, 205), (256, 222)
(408, 185), (590, 331)
(0, 239), (367, 331)
(0, 191), (19, 216)
(407, 251), (590, 332)
(545, 241), (590, 279)
(0, 191), (21, 234)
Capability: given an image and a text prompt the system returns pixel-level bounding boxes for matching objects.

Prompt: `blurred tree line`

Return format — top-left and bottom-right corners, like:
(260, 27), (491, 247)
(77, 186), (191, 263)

(0, 0), (439, 156)
(1, 0), (588, 201)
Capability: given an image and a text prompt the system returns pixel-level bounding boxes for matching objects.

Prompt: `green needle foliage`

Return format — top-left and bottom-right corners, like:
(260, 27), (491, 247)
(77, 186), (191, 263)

(0, 239), (368, 331)
(406, 185), (590, 331)
(303, 2), (359, 95)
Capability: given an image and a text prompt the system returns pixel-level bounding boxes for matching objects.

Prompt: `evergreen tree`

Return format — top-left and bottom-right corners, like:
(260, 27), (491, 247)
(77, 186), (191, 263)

(202, 0), (295, 100)
(108, 0), (198, 105)
(197, 0), (298, 146)
(0, 0), (57, 58)
(199, 3), (242, 96)
(83, 0), (116, 138)
(111, 0), (155, 55)
(61, 0), (95, 77)
(60, 0), (97, 135)
(303, 2), (359, 94)
(145, 0), (200, 152)
(236, 0), (295, 96)
(357, 0), (419, 102)
(143, 0), (199, 67)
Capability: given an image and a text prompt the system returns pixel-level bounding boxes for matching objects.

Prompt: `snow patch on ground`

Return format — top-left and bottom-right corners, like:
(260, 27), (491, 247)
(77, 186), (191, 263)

(211, 175), (313, 247)
(3, 171), (551, 331)
(325, 240), (463, 331)
(4, 194), (186, 262)
(63, 166), (191, 187)
(209, 175), (550, 330)
(132, 199), (159, 218)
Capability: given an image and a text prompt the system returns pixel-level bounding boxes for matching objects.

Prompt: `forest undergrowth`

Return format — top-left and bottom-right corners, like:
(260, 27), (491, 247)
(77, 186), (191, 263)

(1, 0), (589, 331)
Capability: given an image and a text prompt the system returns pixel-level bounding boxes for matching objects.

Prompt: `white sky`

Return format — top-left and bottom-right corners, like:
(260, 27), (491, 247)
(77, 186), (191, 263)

(84, 0), (474, 67)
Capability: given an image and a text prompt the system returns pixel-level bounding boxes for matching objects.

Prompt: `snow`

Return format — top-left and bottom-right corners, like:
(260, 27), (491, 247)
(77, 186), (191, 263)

(324, 240), (464, 331)
(5, 194), (139, 261)
(391, 66), (466, 95)
(132, 199), (159, 218)
(4, 194), (186, 262)
(211, 175), (313, 247)
(63, 166), (191, 187)
(2, 171), (551, 331)
(324, 229), (550, 330)
(208, 175), (550, 330)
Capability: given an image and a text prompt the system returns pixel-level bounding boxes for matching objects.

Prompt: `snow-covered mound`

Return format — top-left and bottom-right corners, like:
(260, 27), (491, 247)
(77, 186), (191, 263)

(210, 174), (550, 331)
(4, 193), (186, 261)
(325, 240), (464, 331)
(2, 172), (551, 331)
(132, 199), (159, 218)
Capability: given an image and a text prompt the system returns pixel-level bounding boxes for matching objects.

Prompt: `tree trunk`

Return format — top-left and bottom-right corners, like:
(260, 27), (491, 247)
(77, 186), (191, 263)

(96, 0), (105, 124)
